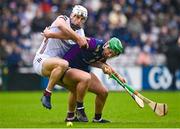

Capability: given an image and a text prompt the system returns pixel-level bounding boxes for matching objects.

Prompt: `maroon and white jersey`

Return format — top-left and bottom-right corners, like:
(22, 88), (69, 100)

(36, 15), (85, 58)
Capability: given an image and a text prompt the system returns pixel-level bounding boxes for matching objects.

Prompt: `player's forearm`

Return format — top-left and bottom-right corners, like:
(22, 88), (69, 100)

(46, 31), (70, 39)
(92, 62), (114, 75)
(58, 24), (81, 42)
(110, 67), (126, 83)
(90, 61), (105, 69)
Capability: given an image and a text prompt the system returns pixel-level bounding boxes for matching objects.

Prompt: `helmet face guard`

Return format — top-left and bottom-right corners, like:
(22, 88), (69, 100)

(72, 5), (88, 21)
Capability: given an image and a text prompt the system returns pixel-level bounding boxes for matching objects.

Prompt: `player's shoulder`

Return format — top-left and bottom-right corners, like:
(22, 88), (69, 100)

(87, 38), (104, 50)
(58, 15), (69, 21)
(91, 38), (104, 45)
(95, 38), (104, 44)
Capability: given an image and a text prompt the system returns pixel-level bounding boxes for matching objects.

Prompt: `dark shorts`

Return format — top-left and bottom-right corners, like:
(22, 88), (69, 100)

(69, 62), (90, 73)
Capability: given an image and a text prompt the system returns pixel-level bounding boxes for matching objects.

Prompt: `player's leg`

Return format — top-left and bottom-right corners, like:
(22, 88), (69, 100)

(42, 57), (69, 91)
(58, 68), (91, 122)
(67, 91), (77, 113)
(64, 72), (110, 123)
(41, 57), (69, 109)
(66, 72), (108, 114)
(88, 73), (110, 123)
(61, 68), (90, 103)
(65, 92), (78, 122)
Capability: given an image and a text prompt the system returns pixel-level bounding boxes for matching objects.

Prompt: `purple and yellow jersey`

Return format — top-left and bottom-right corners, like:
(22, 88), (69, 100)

(63, 38), (106, 72)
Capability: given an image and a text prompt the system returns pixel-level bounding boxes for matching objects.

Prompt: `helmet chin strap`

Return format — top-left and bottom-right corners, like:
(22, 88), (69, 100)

(102, 42), (108, 49)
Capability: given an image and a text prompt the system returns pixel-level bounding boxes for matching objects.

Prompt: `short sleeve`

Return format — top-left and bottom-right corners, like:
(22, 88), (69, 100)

(58, 15), (68, 21)
(88, 38), (104, 50)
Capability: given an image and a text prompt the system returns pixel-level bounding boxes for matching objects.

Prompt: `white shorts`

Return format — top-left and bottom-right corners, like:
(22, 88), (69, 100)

(33, 54), (51, 76)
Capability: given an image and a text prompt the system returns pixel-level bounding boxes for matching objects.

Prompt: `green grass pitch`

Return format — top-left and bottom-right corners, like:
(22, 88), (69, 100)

(0, 91), (180, 128)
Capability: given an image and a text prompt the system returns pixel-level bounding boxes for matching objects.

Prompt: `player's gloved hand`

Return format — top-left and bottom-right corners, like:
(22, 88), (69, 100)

(113, 72), (126, 83)
(41, 27), (51, 38)
(102, 65), (113, 75)
(77, 36), (89, 49)
(81, 43), (89, 49)
(110, 68), (126, 83)
(118, 76), (126, 83)
(41, 27), (51, 42)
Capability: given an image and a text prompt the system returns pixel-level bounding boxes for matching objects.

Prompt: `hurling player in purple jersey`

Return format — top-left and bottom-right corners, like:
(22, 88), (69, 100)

(63, 37), (126, 123)
(43, 28), (126, 123)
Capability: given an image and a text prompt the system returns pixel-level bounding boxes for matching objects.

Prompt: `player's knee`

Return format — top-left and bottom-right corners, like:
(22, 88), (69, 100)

(82, 74), (91, 86)
(100, 88), (108, 99)
(86, 74), (91, 83)
(62, 60), (69, 70)
(85, 75), (91, 84)
(57, 60), (69, 70)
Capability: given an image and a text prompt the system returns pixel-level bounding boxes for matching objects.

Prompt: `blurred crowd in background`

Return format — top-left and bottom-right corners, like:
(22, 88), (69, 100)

(0, 0), (180, 73)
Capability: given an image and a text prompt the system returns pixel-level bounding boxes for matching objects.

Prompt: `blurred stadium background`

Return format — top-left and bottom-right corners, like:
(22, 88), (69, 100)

(0, 0), (180, 128)
(0, 0), (180, 91)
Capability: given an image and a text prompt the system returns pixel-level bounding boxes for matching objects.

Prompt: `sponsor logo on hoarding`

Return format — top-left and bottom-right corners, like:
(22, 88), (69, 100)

(148, 67), (172, 90)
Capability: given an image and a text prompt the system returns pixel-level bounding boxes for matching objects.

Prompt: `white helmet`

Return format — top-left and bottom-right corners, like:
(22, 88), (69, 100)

(72, 5), (88, 20)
